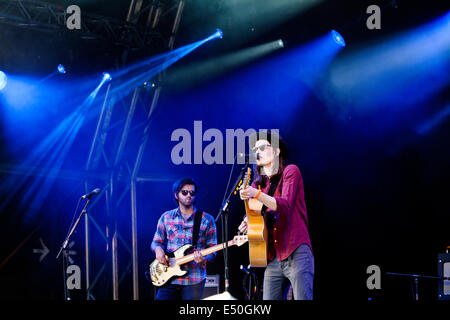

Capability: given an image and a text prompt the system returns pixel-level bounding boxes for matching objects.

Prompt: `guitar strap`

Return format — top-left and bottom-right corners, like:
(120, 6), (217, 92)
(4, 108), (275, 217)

(261, 177), (281, 256)
(261, 176), (281, 217)
(192, 210), (203, 248)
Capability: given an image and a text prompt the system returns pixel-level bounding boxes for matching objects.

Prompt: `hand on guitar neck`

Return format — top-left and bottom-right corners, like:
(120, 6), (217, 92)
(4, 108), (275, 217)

(192, 250), (205, 264)
(240, 185), (277, 211)
(239, 185), (260, 200)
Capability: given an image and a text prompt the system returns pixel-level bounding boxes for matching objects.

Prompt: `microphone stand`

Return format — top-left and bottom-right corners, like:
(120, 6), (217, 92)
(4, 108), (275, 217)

(386, 272), (450, 301)
(56, 196), (93, 300)
(215, 157), (250, 296)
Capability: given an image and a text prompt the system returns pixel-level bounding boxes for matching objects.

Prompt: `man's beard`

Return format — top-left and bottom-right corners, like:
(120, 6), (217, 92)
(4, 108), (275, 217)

(179, 198), (194, 208)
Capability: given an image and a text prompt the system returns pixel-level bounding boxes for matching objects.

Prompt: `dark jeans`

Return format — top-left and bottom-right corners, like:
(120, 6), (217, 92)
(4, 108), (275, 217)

(155, 280), (205, 300)
(263, 244), (314, 300)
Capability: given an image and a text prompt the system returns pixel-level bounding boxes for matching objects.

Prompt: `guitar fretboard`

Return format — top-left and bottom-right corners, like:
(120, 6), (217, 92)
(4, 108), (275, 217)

(175, 240), (236, 266)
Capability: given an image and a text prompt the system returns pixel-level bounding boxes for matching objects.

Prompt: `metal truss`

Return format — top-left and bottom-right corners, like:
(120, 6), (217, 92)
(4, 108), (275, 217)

(0, 0), (183, 49)
(0, 0), (186, 300)
(82, 0), (186, 300)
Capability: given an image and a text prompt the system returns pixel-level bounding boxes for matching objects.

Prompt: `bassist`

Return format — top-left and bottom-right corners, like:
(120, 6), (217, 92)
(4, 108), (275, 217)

(151, 178), (217, 300)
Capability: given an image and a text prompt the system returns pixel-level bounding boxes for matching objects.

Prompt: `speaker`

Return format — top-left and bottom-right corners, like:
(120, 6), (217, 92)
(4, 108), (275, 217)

(438, 253), (450, 300)
(202, 274), (220, 299)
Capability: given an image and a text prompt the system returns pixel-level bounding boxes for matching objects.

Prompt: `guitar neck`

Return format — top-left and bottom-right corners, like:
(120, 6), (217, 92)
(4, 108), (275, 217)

(175, 240), (235, 266)
(244, 198), (250, 214)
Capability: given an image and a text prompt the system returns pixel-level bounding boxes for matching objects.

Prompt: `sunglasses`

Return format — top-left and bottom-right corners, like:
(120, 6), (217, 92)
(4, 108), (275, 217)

(252, 144), (272, 153)
(180, 190), (196, 196)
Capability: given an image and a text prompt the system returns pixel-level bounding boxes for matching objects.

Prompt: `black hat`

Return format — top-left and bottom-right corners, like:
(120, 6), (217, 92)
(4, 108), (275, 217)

(249, 130), (289, 159)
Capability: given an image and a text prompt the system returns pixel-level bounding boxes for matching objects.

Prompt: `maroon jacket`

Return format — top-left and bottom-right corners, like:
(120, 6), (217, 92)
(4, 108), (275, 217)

(252, 164), (312, 262)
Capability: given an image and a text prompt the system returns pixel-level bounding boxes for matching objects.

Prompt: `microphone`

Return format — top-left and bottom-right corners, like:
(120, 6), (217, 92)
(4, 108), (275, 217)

(81, 188), (101, 199)
(238, 153), (260, 162)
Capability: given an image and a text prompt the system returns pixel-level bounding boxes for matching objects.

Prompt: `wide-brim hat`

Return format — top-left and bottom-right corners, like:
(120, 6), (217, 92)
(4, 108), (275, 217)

(249, 130), (289, 159)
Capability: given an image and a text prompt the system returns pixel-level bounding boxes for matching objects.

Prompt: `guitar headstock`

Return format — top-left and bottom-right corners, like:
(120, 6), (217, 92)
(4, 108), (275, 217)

(232, 235), (248, 247)
(242, 167), (251, 189)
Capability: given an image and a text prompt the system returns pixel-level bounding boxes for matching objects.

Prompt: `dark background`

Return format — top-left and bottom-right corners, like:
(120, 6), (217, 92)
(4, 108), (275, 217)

(0, 0), (449, 301)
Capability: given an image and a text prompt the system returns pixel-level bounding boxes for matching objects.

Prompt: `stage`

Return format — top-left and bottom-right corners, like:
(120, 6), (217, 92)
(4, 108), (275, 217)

(0, 0), (449, 304)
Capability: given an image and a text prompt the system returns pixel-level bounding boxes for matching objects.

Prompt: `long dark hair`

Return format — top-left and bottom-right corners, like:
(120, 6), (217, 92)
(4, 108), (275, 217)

(253, 157), (288, 189)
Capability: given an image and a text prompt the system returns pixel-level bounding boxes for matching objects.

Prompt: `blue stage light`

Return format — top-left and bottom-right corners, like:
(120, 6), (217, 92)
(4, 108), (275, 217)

(0, 71), (7, 91)
(102, 72), (112, 82)
(57, 64), (66, 74)
(204, 29), (224, 42)
(331, 30), (346, 47)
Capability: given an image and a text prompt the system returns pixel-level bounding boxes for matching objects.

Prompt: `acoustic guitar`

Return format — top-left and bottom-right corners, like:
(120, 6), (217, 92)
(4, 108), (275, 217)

(149, 235), (248, 286)
(242, 167), (268, 267)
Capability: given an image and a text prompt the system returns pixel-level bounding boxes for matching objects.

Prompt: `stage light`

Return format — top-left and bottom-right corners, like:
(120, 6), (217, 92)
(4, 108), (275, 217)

(164, 39), (286, 90)
(324, 11), (450, 119)
(102, 72), (112, 82)
(143, 81), (157, 90)
(57, 64), (66, 74)
(0, 71), (7, 91)
(102, 29), (227, 99)
(204, 29), (224, 42)
(331, 30), (346, 47)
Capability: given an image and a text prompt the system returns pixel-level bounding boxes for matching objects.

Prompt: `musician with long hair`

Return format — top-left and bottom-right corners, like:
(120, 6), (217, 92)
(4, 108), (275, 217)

(239, 131), (314, 300)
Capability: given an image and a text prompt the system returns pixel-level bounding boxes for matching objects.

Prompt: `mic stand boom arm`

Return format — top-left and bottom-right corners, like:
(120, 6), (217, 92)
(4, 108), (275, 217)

(57, 197), (92, 259)
(56, 197), (92, 300)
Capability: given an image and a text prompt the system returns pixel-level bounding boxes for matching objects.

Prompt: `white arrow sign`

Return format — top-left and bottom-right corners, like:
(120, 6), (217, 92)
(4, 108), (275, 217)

(33, 238), (49, 262)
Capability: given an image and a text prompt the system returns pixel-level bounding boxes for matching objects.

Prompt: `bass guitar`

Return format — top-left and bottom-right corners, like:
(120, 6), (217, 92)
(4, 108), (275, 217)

(149, 235), (248, 286)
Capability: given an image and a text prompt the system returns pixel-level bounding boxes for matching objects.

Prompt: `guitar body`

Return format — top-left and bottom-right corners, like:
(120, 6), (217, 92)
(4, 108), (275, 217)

(241, 166), (268, 267)
(149, 244), (191, 287)
(245, 198), (268, 267)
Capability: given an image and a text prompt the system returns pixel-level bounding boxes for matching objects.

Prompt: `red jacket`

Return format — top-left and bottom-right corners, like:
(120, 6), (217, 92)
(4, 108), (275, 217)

(253, 164), (312, 261)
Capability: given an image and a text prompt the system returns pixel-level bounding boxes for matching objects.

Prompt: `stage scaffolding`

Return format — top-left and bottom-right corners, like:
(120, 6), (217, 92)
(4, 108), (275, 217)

(82, 0), (186, 301)
(0, 0), (186, 300)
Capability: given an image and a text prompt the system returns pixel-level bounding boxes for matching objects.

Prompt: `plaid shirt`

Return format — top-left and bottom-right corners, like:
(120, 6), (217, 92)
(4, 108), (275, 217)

(151, 207), (217, 285)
